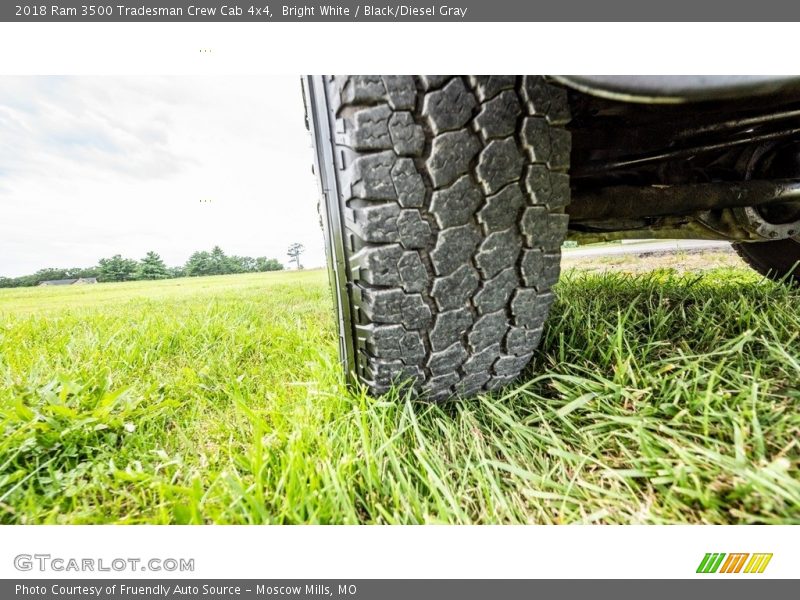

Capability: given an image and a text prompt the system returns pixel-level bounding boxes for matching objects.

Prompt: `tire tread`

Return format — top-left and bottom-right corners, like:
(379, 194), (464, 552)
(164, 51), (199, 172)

(324, 75), (571, 399)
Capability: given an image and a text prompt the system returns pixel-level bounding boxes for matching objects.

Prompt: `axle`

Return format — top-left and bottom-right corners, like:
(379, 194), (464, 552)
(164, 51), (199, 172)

(568, 179), (800, 222)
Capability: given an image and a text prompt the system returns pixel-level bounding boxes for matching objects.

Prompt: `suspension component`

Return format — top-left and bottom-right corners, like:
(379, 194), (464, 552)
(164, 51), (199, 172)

(730, 205), (800, 240)
(568, 179), (800, 222)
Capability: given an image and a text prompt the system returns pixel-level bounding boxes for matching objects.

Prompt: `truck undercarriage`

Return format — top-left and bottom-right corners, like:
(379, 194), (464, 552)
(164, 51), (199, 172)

(563, 76), (800, 244)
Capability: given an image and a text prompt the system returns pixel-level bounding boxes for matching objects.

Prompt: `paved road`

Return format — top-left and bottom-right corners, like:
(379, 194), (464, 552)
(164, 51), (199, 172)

(562, 240), (732, 259)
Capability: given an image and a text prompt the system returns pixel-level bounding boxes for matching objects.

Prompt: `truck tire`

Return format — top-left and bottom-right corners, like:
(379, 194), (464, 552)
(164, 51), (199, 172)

(734, 239), (800, 283)
(304, 75), (571, 400)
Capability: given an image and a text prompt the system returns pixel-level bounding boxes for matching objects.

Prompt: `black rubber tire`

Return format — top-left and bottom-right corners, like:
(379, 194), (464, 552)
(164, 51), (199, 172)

(734, 239), (800, 283)
(306, 76), (571, 400)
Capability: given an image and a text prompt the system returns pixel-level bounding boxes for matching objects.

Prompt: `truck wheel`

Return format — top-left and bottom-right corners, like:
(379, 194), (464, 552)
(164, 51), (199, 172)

(734, 239), (800, 283)
(304, 76), (571, 400)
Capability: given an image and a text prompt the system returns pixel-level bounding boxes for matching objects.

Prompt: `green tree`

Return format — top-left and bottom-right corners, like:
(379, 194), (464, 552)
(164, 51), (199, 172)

(209, 245), (229, 275)
(138, 251), (169, 280)
(287, 243), (304, 270)
(31, 267), (80, 283)
(229, 255), (256, 273)
(185, 251), (214, 277)
(98, 255), (138, 282)
(74, 266), (100, 279)
(256, 257), (284, 272)
(168, 266), (186, 279)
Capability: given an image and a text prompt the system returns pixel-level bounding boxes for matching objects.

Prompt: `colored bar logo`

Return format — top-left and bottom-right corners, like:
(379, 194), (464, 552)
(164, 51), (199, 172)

(696, 553), (773, 574)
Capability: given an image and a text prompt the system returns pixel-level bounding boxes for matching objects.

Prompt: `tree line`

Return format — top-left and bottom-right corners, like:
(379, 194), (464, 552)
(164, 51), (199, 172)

(0, 246), (284, 288)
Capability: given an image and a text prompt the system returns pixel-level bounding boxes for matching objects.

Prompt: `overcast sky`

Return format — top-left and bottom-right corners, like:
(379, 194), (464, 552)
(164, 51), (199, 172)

(0, 76), (325, 277)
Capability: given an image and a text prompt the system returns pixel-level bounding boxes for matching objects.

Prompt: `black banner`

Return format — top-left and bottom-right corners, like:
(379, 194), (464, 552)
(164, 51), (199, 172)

(5, 0), (800, 22)
(3, 580), (797, 599)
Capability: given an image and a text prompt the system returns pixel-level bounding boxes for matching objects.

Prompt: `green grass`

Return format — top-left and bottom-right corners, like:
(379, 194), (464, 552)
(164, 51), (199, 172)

(0, 267), (798, 524)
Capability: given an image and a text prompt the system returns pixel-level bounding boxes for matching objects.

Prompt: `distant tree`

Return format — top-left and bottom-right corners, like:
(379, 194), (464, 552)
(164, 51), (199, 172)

(168, 266), (187, 279)
(228, 255), (257, 273)
(185, 251), (214, 277)
(138, 251), (169, 280)
(0, 267), (99, 287)
(185, 246), (280, 276)
(75, 266), (100, 279)
(31, 267), (78, 283)
(255, 257), (283, 272)
(98, 255), (138, 282)
(287, 243), (305, 270)
(2, 246), (288, 288)
(208, 245), (231, 275)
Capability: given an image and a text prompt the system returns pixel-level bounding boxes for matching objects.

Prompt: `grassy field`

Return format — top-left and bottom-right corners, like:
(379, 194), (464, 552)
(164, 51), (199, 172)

(0, 261), (798, 524)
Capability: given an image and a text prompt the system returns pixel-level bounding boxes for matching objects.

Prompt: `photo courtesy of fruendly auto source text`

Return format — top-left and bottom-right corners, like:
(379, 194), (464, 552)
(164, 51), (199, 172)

(0, 1), (797, 597)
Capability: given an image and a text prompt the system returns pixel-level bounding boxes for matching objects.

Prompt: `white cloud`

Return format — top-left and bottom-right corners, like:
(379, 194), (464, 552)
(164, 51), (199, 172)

(0, 76), (325, 276)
